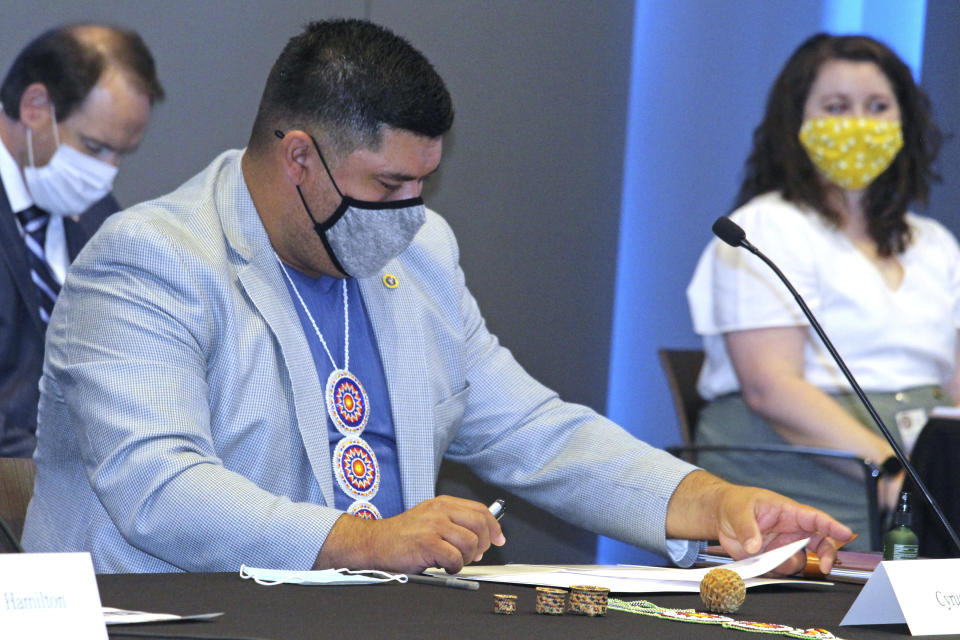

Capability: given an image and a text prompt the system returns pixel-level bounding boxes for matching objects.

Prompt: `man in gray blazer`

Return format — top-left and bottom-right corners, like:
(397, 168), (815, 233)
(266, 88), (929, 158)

(23, 19), (851, 574)
(0, 24), (163, 457)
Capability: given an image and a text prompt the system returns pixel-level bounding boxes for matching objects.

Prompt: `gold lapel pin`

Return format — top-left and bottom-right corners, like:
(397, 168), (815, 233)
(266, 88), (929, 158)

(382, 273), (399, 289)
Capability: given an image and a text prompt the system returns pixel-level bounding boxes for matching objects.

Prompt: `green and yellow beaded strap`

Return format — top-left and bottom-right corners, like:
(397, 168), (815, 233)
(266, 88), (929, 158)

(607, 599), (847, 639)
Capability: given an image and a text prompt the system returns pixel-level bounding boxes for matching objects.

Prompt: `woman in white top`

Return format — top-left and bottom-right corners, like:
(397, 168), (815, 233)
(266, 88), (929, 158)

(687, 33), (959, 550)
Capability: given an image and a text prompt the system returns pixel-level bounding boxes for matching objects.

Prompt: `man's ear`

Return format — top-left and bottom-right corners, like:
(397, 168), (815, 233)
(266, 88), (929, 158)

(18, 83), (53, 128)
(277, 130), (315, 185)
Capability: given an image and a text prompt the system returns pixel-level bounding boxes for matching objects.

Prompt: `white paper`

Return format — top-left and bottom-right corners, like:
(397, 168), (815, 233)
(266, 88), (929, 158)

(0, 552), (107, 639)
(438, 538), (828, 593)
(840, 564), (904, 626)
(841, 559), (960, 635)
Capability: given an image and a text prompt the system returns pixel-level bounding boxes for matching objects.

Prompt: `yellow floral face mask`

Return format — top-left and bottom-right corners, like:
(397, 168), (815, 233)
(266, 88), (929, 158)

(798, 116), (903, 190)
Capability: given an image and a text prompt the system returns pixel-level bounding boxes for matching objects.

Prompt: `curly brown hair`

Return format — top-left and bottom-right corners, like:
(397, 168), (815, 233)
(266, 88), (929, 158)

(735, 33), (942, 257)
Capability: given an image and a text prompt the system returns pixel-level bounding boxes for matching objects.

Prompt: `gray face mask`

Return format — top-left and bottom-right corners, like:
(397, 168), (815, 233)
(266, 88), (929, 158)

(279, 130), (426, 278)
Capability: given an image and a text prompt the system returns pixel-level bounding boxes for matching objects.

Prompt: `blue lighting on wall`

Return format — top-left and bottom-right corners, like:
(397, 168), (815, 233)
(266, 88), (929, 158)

(597, 0), (674, 566)
(822, 0), (866, 32)
(822, 0), (927, 78)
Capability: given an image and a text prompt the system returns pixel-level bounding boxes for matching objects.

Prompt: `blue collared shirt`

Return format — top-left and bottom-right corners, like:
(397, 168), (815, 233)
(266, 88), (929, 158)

(280, 267), (404, 518)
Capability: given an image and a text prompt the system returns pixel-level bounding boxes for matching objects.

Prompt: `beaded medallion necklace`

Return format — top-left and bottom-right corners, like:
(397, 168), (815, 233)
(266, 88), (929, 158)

(276, 255), (382, 519)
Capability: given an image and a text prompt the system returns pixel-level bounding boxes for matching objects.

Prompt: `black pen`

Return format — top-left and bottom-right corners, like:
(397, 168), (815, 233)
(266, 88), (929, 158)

(488, 498), (506, 520)
(405, 572), (479, 590)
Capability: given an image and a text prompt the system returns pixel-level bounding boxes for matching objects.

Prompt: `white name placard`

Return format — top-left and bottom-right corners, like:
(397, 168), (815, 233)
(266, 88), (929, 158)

(0, 552), (107, 639)
(841, 558), (960, 636)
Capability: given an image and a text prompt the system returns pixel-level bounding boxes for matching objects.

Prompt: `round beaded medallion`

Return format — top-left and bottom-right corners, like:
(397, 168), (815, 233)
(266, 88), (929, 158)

(334, 437), (381, 500)
(347, 502), (383, 520)
(326, 369), (370, 436)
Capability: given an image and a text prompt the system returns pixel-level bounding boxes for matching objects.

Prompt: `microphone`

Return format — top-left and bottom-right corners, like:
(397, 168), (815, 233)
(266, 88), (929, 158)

(712, 216), (747, 247)
(712, 215), (960, 553)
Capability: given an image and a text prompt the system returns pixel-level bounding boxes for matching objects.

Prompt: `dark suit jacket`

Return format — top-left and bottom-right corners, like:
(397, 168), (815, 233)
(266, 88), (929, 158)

(0, 175), (119, 456)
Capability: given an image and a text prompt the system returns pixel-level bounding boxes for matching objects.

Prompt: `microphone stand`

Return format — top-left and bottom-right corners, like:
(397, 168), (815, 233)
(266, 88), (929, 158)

(735, 234), (960, 554)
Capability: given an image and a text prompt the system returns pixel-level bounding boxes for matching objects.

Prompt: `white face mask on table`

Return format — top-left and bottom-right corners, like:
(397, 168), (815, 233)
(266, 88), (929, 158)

(239, 564), (407, 586)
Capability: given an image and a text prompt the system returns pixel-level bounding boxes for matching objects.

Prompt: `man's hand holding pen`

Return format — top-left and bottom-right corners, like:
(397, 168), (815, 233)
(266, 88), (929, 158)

(313, 495), (506, 575)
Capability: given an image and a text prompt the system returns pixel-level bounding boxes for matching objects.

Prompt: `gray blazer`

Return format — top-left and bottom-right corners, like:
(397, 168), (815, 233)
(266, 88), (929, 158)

(23, 150), (697, 572)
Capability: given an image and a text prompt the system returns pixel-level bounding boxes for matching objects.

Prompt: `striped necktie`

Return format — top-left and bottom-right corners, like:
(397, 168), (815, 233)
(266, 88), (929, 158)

(16, 206), (61, 324)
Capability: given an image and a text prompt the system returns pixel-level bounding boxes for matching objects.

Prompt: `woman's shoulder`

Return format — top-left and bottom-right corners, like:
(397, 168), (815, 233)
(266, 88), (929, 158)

(729, 191), (829, 246)
(907, 211), (957, 239)
(906, 212), (960, 256)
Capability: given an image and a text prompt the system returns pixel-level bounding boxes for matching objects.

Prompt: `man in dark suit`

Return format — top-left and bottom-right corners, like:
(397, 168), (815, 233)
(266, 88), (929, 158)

(0, 24), (164, 457)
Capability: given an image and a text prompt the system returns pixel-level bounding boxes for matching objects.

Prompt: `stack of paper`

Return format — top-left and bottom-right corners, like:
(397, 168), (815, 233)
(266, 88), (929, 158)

(432, 539), (831, 593)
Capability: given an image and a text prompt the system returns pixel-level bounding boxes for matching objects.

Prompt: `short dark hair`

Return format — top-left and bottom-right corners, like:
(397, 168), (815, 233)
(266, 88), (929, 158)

(735, 33), (942, 257)
(249, 19), (453, 157)
(0, 24), (164, 121)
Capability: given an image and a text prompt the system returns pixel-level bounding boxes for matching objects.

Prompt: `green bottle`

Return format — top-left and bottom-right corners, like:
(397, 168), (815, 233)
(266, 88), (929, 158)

(883, 491), (919, 560)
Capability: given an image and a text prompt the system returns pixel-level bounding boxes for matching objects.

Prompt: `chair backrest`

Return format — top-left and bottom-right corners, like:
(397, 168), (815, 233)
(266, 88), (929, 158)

(657, 348), (706, 446)
(0, 457), (36, 552)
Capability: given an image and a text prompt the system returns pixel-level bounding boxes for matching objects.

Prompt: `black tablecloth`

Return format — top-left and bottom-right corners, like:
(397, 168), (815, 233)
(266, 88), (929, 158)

(96, 572), (955, 639)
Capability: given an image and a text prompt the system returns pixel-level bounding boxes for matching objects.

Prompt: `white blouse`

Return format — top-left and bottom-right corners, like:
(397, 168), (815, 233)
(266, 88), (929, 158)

(687, 191), (960, 400)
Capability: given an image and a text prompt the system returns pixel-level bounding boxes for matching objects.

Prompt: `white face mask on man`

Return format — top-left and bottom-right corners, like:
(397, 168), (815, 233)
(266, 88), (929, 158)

(23, 105), (118, 217)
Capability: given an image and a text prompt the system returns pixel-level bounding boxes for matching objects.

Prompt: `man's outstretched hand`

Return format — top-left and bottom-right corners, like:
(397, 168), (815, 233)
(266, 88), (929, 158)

(667, 471), (854, 575)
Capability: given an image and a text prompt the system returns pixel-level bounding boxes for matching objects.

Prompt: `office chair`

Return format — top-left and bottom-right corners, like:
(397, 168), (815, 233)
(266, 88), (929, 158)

(657, 348), (883, 551)
(0, 457), (36, 552)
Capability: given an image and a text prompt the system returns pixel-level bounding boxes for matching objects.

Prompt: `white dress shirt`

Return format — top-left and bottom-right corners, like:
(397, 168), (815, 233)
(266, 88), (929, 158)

(0, 135), (70, 284)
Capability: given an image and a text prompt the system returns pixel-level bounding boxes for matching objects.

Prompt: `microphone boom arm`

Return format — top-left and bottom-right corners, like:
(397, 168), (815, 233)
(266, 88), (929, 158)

(738, 236), (960, 554)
